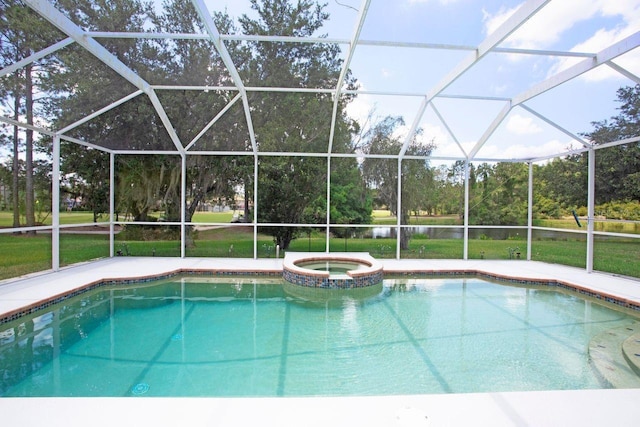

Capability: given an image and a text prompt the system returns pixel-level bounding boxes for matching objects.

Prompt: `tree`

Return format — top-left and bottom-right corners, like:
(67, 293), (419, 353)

(584, 84), (640, 203)
(0, 0), (62, 229)
(150, 0), (247, 222)
(534, 154), (587, 211)
(532, 84), (640, 215)
(239, 0), (358, 249)
(258, 156), (326, 249)
(361, 116), (435, 249)
(60, 143), (109, 221)
(430, 164), (461, 216)
(447, 160), (467, 218)
(329, 156), (372, 234)
(54, 0), (251, 227)
(468, 162), (528, 225)
(46, 0), (162, 223)
(115, 155), (182, 222)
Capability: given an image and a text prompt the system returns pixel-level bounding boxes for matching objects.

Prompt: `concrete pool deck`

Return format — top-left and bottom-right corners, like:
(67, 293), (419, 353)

(1, 257), (640, 426)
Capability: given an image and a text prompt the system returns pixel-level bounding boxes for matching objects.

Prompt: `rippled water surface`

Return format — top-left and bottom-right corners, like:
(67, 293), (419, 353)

(1, 276), (637, 396)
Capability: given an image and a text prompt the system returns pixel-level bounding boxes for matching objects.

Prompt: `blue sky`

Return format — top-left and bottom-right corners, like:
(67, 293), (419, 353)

(2, 1), (637, 163)
(208, 0), (640, 161)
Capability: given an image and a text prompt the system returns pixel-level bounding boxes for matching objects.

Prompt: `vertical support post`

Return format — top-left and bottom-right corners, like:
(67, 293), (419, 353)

(396, 157), (402, 260)
(527, 161), (533, 260)
(586, 148), (595, 273)
(463, 159), (470, 260)
(253, 154), (259, 259)
(326, 156), (331, 253)
(180, 153), (186, 258)
(109, 152), (115, 257)
(52, 135), (60, 271)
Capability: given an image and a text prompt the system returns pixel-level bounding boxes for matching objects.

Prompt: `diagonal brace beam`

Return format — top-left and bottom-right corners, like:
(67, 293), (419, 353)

(512, 31), (640, 106)
(519, 104), (591, 148)
(0, 37), (73, 78)
(606, 61), (640, 85)
(58, 90), (144, 134)
(191, 0), (258, 153)
(327, 0), (371, 153)
(185, 93), (242, 151)
(467, 31), (640, 160)
(23, 0), (185, 154)
(399, 0), (551, 157)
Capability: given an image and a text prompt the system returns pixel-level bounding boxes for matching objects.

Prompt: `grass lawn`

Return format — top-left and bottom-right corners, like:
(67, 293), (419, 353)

(191, 211), (236, 223)
(3, 210), (637, 232)
(2, 225), (638, 281)
(0, 210), (106, 226)
(372, 211), (462, 226)
(0, 210), (235, 227)
(1, 210), (637, 280)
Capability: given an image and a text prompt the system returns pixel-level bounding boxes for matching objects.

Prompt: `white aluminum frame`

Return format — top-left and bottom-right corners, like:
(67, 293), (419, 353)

(0, 0), (636, 275)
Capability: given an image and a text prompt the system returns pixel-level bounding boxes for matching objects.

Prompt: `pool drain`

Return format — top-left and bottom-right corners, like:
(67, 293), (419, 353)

(131, 383), (150, 395)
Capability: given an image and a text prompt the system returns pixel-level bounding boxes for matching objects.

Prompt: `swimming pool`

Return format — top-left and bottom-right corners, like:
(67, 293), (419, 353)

(1, 275), (638, 397)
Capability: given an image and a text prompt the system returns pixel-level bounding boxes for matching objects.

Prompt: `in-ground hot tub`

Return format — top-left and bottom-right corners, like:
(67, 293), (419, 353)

(283, 252), (383, 291)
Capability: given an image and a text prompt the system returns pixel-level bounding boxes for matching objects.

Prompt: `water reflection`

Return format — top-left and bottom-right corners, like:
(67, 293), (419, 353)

(0, 279), (285, 396)
(368, 227), (527, 239)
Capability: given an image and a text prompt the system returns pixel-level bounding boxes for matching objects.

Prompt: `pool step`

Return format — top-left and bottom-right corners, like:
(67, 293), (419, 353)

(622, 328), (640, 377)
(589, 322), (640, 389)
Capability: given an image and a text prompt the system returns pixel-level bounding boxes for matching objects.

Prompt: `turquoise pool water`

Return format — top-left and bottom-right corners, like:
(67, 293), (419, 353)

(296, 260), (365, 274)
(1, 276), (638, 397)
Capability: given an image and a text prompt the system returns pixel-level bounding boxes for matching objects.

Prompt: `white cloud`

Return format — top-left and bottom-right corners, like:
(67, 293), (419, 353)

(345, 85), (374, 126)
(548, 25), (640, 81)
(433, 137), (581, 161)
(506, 114), (542, 135)
(491, 83), (509, 94)
(482, 1), (640, 82)
(407, 0), (459, 5)
(484, 1), (602, 49)
(507, 138), (583, 159)
(482, 4), (522, 40)
(421, 123), (450, 145)
(433, 139), (474, 158)
(476, 138), (581, 160)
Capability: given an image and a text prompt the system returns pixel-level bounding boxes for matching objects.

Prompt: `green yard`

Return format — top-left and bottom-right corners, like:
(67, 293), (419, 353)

(1, 219), (638, 281)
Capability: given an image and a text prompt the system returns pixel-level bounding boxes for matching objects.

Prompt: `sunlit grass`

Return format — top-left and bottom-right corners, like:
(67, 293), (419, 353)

(1, 217), (638, 281)
(190, 211), (236, 223)
(0, 210), (237, 227)
(0, 204), (636, 280)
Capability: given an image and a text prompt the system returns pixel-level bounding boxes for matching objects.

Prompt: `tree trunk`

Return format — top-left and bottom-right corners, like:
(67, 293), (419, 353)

(400, 210), (411, 250)
(243, 180), (251, 222)
(12, 88), (21, 232)
(25, 63), (35, 233)
(186, 191), (203, 223)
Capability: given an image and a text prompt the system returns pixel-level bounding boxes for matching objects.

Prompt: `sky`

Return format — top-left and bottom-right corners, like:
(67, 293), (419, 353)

(207, 0), (640, 162)
(2, 1), (638, 163)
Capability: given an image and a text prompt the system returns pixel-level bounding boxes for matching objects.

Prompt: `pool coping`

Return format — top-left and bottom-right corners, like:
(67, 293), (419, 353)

(1, 257), (640, 426)
(1, 257), (640, 324)
(385, 269), (640, 312)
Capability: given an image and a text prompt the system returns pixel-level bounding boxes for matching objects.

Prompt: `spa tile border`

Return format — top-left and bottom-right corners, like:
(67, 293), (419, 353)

(283, 268), (383, 289)
(2, 267), (638, 325)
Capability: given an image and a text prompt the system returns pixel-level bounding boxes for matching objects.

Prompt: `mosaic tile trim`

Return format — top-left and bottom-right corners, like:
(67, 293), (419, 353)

(0, 269), (281, 325)
(388, 270), (640, 312)
(2, 267), (638, 325)
(283, 269), (383, 289)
